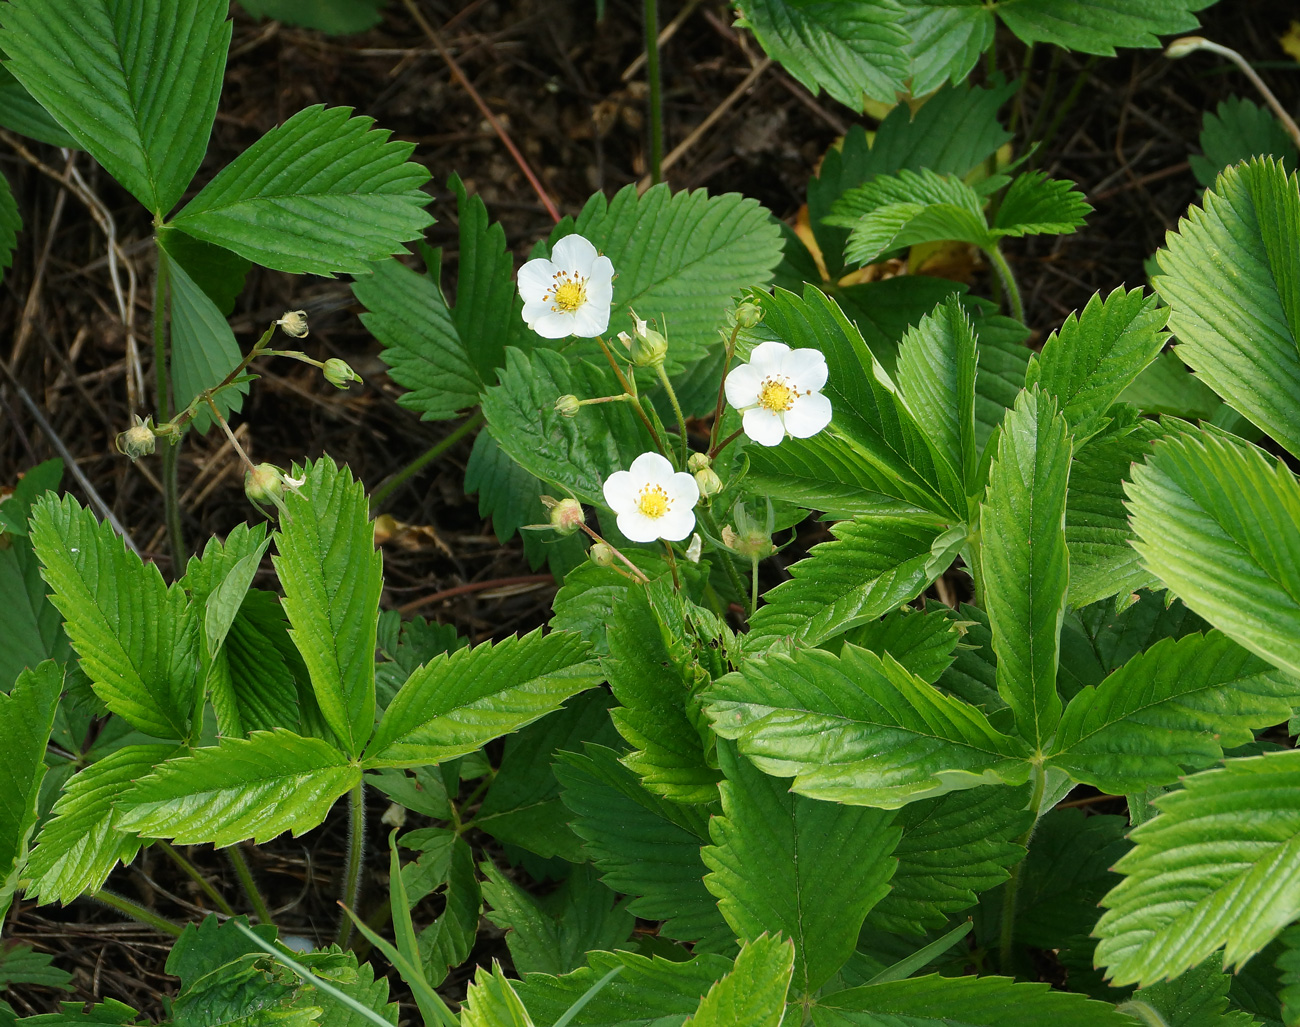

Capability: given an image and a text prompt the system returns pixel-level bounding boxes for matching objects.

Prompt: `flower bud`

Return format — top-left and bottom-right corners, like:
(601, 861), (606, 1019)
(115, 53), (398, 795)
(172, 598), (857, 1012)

(276, 310), (309, 338)
(555, 394), (582, 417)
(617, 313), (668, 368)
(1165, 36), (1205, 58)
(694, 466), (723, 498)
(115, 416), (156, 461)
(684, 533), (703, 564)
(686, 452), (712, 474)
(322, 357), (361, 389)
(589, 541), (617, 568)
(245, 463), (286, 506)
(548, 498), (585, 536)
(734, 300), (762, 328)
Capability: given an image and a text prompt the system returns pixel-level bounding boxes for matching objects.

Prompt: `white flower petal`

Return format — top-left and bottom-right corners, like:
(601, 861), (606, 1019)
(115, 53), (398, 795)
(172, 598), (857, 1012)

(657, 506), (697, 541)
(603, 470), (637, 513)
(517, 257), (556, 303)
(551, 234), (599, 273)
(667, 471), (700, 508)
(783, 391), (833, 438)
(724, 363), (763, 409)
(588, 255), (615, 295)
(743, 406), (787, 446)
(532, 311), (577, 339)
(521, 297), (552, 325)
(748, 340), (791, 376)
(783, 348), (828, 393)
(629, 451), (675, 482)
(570, 301), (609, 338)
(617, 509), (664, 543)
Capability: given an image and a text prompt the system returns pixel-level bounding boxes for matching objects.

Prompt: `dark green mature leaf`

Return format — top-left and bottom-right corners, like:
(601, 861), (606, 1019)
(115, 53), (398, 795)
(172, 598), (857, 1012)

(1153, 158), (1300, 457)
(158, 229), (251, 318)
(974, 329), (1033, 454)
(166, 914), (277, 989)
(171, 105), (432, 275)
(1279, 926), (1300, 1027)
(0, 0), (229, 215)
(684, 934), (794, 1027)
(0, 530), (67, 694)
(813, 972), (1138, 1027)
(735, 0), (908, 108)
(1126, 430), (1300, 677)
(0, 173), (20, 287)
(1118, 351), (1220, 420)
(706, 644), (1030, 809)
(867, 783), (1031, 936)
(550, 548), (681, 655)
(0, 65), (77, 147)
(1137, 960), (1261, 1027)
(0, 662), (62, 920)
(1048, 632), (1297, 794)
(117, 730), (357, 846)
(365, 629), (602, 767)
(1025, 287), (1168, 439)
(981, 388), (1071, 751)
(208, 590), (303, 736)
(353, 256), (480, 421)
(27, 744), (177, 904)
(569, 183), (784, 368)
(0, 944), (74, 991)
(704, 741), (898, 994)
(898, 2), (997, 97)
(30, 494), (198, 740)
(418, 836), (482, 986)
(238, 0), (386, 34)
(841, 605), (960, 684)
(273, 456), (381, 756)
(996, 0), (1213, 54)
(1192, 97), (1298, 188)
(1097, 750), (1300, 986)
(993, 171), (1092, 238)
(555, 744), (731, 950)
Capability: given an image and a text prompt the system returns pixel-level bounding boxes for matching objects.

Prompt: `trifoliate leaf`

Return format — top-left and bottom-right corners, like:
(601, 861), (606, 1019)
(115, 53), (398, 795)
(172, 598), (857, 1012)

(1191, 96), (1298, 188)
(992, 170), (1092, 238)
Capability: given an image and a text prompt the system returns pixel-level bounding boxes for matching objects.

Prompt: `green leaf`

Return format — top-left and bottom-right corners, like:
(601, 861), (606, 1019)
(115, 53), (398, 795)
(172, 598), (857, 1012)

(1096, 750), (1300, 986)
(0, 172), (20, 286)
(157, 228), (251, 317)
(1278, 926), (1300, 1027)
(482, 862), (634, 976)
(735, 0), (908, 108)
(0, 0), (229, 215)
(569, 183), (784, 368)
(1117, 351), (1220, 420)
(1125, 430), (1300, 677)
(1025, 287), (1169, 439)
(992, 170), (1092, 238)
(1048, 632), (1297, 794)
(273, 456), (381, 757)
(1136, 959), (1262, 1027)
(30, 493), (198, 740)
(746, 516), (943, 651)
(813, 972), (1139, 1027)
(418, 835), (481, 986)
(981, 388), (1071, 751)
(0, 662), (62, 920)
(840, 605), (961, 684)
(210, 590), (306, 736)
(683, 934), (793, 1027)
(237, 0), (386, 35)
(898, 2), (996, 97)
(0, 531), (67, 692)
(170, 105), (432, 275)
(1152, 158), (1300, 458)
(703, 741), (898, 994)
(974, 328), (1033, 454)
(0, 65), (77, 147)
(0, 944), (74, 991)
(865, 783), (1032, 937)
(706, 644), (1030, 809)
(996, 0), (1213, 55)
(461, 963), (535, 1027)
(353, 257), (480, 421)
(27, 744), (177, 904)
(365, 629), (602, 767)
(1192, 96), (1298, 189)
(554, 744), (732, 950)
(159, 245), (246, 433)
(896, 295), (979, 492)
(117, 730), (358, 846)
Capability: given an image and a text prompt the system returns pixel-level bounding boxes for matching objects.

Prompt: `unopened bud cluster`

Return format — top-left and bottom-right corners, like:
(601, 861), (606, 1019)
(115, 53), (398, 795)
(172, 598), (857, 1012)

(322, 358), (361, 389)
(617, 313), (668, 369)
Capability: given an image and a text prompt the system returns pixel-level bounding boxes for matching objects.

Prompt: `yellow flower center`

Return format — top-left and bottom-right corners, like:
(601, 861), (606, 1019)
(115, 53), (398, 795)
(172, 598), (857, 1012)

(548, 271), (588, 313)
(636, 484), (671, 519)
(758, 377), (796, 413)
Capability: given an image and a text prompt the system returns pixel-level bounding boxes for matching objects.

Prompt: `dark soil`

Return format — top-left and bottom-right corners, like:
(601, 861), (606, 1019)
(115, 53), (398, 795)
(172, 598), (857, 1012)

(2, 0), (1298, 1019)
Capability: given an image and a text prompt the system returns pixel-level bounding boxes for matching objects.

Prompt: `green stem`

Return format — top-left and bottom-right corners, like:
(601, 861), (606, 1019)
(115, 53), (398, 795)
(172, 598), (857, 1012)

(1116, 1002), (1171, 1027)
(750, 555), (759, 617)
(369, 411), (485, 512)
(158, 841), (236, 917)
(998, 762), (1047, 973)
(597, 337), (666, 455)
(93, 889), (183, 937)
(655, 364), (689, 465)
(984, 245), (1024, 324)
(700, 508), (749, 613)
(709, 324), (742, 454)
(661, 539), (681, 589)
(644, 0), (663, 183)
(153, 248), (185, 564)
(227, 844), (274, 926)
(337, 780), (366, 948)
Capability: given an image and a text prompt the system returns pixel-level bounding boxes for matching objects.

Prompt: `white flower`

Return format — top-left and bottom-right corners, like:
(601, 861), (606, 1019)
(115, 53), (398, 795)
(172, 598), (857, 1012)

(518, 234), (615, 339)
(602, 452), (699, 543)
(724, 340), (832, 447)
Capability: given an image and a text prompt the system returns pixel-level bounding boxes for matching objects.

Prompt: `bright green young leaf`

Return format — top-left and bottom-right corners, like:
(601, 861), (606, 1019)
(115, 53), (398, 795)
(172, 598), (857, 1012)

(993, 170), (1092, 238)
(1096, 750), (1300, 986)
(0, 0), (230, 215)
(981, 388), (1071, 751)
(703, 741), (899, 995)
(202, 543), (271, 663)
(683, 934), (794, 1027)
(0, 661), (62, 920)
(170, 105), (432, 275)
(568, 183), (784, 368)
(746, 515), (943, 651)
(30, 494), (198, 740)
(734, 0), (908, 108)
(813, 971), (1139, 1027)
(0, 65), (77, 147)
(365, 629), (602, 768)
(1192, 96), (1298, 188)
(159, 245), (246, 432)
(1126, 430), (1300, 677)
(1025, 287), (1168, 439)
(895, 295), (979, 491)
(866, 783), (1032, 936)
(273, 456), (381, 756)
(238, 0), (386, 34)
(27, 744), (178, 904)
(555, 744), (731, 950)
(461, 963), (535, 1027)
(117, 730), (358, 847)
(706, 644), (1031, 809)
(1153, 158), (1300, 458)
(418, 835), (481, 986)
(1048, 632), (1297, 794)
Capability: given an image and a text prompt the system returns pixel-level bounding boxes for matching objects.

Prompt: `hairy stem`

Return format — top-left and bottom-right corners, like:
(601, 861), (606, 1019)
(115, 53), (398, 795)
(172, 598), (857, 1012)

(644, 0), (663, 183)
(998, 762), (1047, 973)
(369, 410), (485, 512)
(1169, 37), (1300, 150)
(153, 249), (184, 563)
(597, 336), (666, 454)
(984, 245), (1024, 324)
(337, 780), (366, 948)
(709, 323), (742, 454)
(655, 364), (689, 465)
(158, 841), (236, 917)
(228, 843), (274, 926)
(94, 889), (183, 937)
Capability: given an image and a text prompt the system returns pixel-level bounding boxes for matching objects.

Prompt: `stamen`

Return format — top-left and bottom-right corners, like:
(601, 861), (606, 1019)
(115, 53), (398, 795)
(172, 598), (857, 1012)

(758, 376), (795, 413)
(636, 484), (671, 519)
